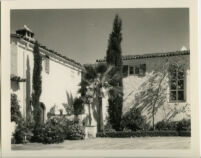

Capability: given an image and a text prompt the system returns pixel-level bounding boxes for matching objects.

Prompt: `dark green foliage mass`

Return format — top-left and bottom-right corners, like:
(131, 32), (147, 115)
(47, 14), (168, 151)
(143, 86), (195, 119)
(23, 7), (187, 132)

(32, 41), (43, 139)
(106, 15), (123, 131)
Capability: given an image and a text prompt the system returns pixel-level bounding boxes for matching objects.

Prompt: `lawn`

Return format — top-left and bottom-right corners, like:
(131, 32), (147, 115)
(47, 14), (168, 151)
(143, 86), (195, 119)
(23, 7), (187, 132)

(12, 137), (190, 150)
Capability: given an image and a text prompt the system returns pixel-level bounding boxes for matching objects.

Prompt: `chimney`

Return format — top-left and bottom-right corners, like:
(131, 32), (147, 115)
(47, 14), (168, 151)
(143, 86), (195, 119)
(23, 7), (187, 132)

(16, 25), (35, 41)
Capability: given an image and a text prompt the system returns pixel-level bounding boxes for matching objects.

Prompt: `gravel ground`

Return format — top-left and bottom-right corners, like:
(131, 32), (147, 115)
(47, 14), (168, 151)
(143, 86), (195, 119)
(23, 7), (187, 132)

(12, 137), (190, 150)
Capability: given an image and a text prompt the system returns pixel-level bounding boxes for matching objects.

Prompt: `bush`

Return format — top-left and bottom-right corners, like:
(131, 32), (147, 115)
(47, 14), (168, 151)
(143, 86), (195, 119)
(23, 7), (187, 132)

(65, 122), (85, 140)
(32, 117), (67, 144)
(176, 119), (191, 131)
(31, 116), (85, 144)
(155, 119), (191, 131)
(120, 107), (147, 131)
(13, 118), (33, 144)
(73, 97), (84, 115)
(104, 123), (116, 133)
(11, 93), (22, 124)
(96, 130), (191, 138)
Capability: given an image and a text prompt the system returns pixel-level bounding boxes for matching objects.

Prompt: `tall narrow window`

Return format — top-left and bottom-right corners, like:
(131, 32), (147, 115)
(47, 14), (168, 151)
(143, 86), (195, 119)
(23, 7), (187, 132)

(135, 66), (139, 75)
(139, 64), (146, 76)
(169, 65), (185, 101)
(129, 66), (134, 75)
(45, 56), (49, 74)
(122, 65), (128, 77)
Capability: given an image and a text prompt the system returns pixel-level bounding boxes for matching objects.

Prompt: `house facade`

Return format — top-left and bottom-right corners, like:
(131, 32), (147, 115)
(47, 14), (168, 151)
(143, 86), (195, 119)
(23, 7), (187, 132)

(10, 26), (83, 123)
(96, 50), (190, 126)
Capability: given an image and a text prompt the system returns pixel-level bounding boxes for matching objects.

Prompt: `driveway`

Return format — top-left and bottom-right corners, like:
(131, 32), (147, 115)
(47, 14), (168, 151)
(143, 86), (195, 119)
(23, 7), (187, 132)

(12, 137), (190, 150)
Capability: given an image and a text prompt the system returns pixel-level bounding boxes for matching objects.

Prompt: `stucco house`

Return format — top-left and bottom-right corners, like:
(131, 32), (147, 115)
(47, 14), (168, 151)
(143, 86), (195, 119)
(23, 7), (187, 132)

(10, 25), (83, 123)
(10, 25), (190, 133)
(96, 50), (190, 126)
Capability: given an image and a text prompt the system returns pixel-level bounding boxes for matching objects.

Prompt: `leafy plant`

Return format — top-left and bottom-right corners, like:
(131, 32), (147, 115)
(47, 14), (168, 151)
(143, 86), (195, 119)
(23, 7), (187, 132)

(13, 118), (33, 144)
(121, 107), (147, 131)
(65, 122), (85, 140)
(73, 97), (84, 116)
(11, 93), (22, 124)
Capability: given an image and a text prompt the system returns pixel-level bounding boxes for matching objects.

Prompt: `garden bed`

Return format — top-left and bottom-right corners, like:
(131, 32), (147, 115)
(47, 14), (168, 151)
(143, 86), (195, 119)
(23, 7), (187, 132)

(96, 130), (191, 138)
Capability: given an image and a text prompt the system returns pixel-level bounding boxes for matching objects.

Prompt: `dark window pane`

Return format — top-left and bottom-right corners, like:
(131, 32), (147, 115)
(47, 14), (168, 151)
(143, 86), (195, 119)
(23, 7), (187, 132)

(139, 64), (146, 76)
(178, 91), (184, 101)
(178, 69), (184, 80)
(170, 80), (177, 90)
(122, 65), (128, 77)
(129, 66), (134, 75)
(170, 91), (176, 101)
(135, 67), (139, 74)
(178, 80), (184, 90)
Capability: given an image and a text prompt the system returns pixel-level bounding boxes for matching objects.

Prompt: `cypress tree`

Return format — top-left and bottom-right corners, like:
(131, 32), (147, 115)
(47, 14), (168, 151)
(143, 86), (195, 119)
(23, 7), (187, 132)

(106, 15), (123, 131)
(32, 41), (42, 126)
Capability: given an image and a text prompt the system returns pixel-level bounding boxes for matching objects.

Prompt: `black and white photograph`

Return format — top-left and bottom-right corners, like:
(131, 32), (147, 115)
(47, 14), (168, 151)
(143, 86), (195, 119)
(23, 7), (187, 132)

(1, 0), (199, 157)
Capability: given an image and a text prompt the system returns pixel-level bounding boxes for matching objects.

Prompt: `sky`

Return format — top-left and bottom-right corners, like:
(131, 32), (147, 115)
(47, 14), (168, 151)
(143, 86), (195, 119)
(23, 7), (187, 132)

(11, 8), (189, 64)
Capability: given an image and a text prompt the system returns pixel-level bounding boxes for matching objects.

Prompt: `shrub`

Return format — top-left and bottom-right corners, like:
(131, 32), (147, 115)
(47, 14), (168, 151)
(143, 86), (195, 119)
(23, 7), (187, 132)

(73, 97), (84, 115)
(32, 117), (67, 144)
(13, 118), (33, 144)
(65, 122), (85, 140)
(96, 130), (191, 138)
(31, 116), (85, 143)
(176, 119), (191, 131)
(155, 119), (191, 131)
(120, 107), (147, 131)
(11, 93), (22, 124)
(104, 123), (116, 133)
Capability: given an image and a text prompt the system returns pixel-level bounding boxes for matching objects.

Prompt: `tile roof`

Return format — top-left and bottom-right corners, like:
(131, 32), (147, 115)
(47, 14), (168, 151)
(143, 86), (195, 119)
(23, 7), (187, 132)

(11, 33), (83, 69)
(96, 50), (190, 62)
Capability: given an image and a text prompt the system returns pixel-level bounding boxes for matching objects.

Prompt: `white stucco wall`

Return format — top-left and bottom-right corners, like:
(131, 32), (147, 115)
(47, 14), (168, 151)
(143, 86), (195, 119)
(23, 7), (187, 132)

(11, 36), (82, 121)
(97, 54), (190, 127)
(122, 55), (190, 125)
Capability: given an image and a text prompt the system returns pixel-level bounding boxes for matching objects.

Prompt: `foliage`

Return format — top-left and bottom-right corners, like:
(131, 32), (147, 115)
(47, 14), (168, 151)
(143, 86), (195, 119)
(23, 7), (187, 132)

(65, 122), (85, 140)
(103, 122), (116, 133)
(176, 119), (191, 131)
(96, 130), (191, 138)
(13, 118), (33, 144)
(155, 119), (191, 131)
(32, 41), (42, 126)
(120, 107), (148, 131)
(11, 93), (22, 124)
(108, 96), (123, 131)
(106, 15), (123, 131)
(73, 97), (84, 115)
(31, 116), (67, 144)
(31, 116), (85, 144)
(47, 105), (56, 119)
(106, 14), (122, 68)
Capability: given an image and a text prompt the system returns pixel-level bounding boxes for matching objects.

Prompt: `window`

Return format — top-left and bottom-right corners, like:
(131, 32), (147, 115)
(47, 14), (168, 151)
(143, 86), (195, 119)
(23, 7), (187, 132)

(139, 64), (146, 76)
(122, 65), (128, 77)
(135, 67), (139, 75)
(45, 56), (50, 74)
(169, 65), (185, 101)
(129, 66), (134, 75)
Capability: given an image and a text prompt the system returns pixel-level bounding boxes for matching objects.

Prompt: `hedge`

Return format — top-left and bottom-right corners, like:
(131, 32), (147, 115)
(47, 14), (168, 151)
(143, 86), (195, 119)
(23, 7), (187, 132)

(96, 130), (191, 138)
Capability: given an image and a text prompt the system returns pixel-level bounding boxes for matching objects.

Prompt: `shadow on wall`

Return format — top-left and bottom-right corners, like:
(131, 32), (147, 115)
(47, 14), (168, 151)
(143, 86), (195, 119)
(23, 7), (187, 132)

(62, 91), (74, 115)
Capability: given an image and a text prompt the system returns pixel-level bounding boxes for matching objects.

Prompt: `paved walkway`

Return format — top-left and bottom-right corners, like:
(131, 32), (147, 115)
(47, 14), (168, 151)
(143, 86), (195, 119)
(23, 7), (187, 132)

(12, 137), (190, 150)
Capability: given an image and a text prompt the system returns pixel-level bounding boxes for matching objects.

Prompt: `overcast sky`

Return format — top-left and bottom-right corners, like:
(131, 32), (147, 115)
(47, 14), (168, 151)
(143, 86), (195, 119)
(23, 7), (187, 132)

(11, 8), (189, 64)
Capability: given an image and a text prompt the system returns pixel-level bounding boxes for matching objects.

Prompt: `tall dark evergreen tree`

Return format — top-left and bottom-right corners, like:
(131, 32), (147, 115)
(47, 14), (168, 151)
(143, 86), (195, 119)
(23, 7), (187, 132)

(106, 15), (123, 131)
(32, 41), (42, 126)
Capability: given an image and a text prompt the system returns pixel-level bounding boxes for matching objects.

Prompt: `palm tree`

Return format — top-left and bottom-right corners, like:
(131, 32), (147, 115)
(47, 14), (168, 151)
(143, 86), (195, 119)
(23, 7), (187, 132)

(79, 63), (122, 132)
